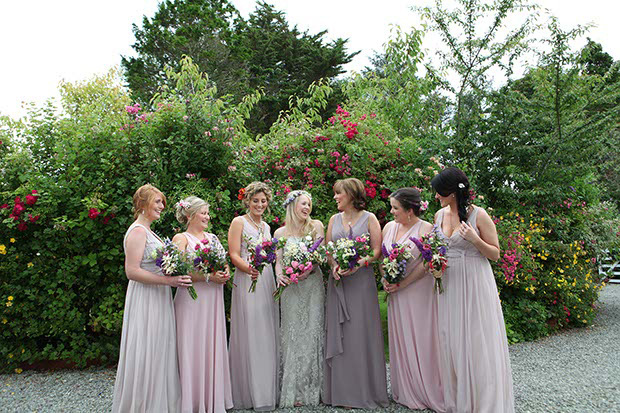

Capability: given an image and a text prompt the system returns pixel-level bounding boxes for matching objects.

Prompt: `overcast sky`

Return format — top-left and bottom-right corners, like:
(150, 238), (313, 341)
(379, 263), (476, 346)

(1, 0), (618, 119)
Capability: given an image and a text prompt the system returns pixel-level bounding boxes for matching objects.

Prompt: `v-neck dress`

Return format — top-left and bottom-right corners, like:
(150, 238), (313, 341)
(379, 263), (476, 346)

(436, 207), (514, 413)
(323, 211), (389, 408)
(383, 220), (445, 412)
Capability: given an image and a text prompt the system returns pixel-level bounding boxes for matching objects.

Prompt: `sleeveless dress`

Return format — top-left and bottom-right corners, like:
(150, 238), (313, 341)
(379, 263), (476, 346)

(383, 220), (445, 412)
(279, 236), (325, 407)
(229, 218), (280, 410)
(436, 207), (515, 413)
(112, 222), (181, 413)
(323, 211), (389, 408)
(175, 232), (233, 413)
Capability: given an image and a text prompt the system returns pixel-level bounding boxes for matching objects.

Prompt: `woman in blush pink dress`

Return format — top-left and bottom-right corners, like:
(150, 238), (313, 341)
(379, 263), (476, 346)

(172, 196), (233, 413)
(228, 182), (279, 411)
(432, 168), (514, 413)
(112, 184), (192, 413)
(381, 187), (445, 412)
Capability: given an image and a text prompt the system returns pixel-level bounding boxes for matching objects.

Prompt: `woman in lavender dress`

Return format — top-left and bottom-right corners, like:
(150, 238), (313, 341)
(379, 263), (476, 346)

(228, 182), (279, 411)
(323, 178), (389, 409)
(173, 196), (233, 413)
(432, 168), (514, 412)
(112, 184), (192, 413)
(381, 187), (445, 412)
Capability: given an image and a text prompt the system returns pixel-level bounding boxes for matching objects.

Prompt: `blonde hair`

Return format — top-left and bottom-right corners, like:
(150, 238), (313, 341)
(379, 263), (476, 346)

(333, 178), (367, 210)
(132, 184), (166, 219)
(284, 191), (315, 238)
(241, 181), (272, 212)
(175, 196), (209, 227)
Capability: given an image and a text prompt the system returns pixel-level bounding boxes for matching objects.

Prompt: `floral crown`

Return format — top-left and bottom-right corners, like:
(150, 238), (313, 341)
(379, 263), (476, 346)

(176, 200), (190, 210)
(283, 190), (311, 209)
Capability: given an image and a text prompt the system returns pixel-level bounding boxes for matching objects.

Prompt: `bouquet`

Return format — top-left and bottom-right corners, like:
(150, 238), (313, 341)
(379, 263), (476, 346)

(273, 236), (325, 301)
(410, 227), (448, 294)
(244, 234), (279, 292)
(193, 235), (228, 281)
(381, 243), (413, 285)
(325, 230), (372, 284)
(152, 239), (197, 299)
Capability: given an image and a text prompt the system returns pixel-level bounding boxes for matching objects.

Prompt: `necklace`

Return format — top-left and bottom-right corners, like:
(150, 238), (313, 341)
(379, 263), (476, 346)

(247, 213), (264, 236)
(342, 210), (361, 228)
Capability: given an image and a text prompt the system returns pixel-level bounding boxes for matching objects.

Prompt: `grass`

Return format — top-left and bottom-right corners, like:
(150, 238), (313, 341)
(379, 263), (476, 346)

(378, 291), (389, 360)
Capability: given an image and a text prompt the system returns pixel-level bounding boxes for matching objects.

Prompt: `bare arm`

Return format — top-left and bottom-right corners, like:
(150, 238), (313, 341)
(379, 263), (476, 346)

(273, 227), (289, 286)
(364, 212), (383, 265)
(124, 227), (192, 287)
(383, 221), (432, 293)
(228, 217), (259, 278)
(325, 214), (340, 279)
(459, 207), (500, 261)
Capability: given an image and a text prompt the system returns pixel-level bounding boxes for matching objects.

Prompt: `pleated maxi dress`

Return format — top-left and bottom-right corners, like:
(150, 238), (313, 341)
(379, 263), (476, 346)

(384, 220), (445, 412)
(436, 207), (514, 413)
(112, 222), (181, 413)
(323, 211), (389, 409)
(229, 218), (280, 411)
(175, 232), (233, 413)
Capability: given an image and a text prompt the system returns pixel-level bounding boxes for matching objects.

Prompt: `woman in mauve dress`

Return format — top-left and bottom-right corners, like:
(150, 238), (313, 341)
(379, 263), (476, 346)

(228, 182), (279, 411)
(112, 184), (192, 413)
(172, 196), (233, 413)
(323, 178), (389, 409)
(381, 187), (445, 412)
(432, 167), (514, 413)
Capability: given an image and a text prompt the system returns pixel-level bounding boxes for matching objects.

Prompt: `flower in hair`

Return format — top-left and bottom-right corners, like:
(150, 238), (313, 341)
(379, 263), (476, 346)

(420, 201), (429, 211)
(458, 183), (465, 189)
(176, 200), (190, 210)
(283, 190), (311, 209)
(237, 188), (245, 200)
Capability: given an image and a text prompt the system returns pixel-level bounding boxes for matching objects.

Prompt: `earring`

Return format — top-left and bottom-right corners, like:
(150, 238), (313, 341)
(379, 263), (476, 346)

(408, 215), (412, 223)
(141, 210), (145, 215)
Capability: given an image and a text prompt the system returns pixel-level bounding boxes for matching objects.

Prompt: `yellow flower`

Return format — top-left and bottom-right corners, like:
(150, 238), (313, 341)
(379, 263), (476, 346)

(8, 296), (13, 301)
(1, 318), (6, 324)
(0, 245), (6, 255)
(6, 302), (12, 307)
(9, 238), (15, 243)
(14, 368), (22, 374)
(8, 354), (13, 359)
(27, 262), (33, 268)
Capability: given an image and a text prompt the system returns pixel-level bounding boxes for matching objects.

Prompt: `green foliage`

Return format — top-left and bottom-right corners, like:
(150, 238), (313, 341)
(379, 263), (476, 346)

(122, 0), (357, 134)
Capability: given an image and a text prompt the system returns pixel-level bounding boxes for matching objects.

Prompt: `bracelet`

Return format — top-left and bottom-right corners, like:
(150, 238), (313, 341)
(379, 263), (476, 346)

(205, 272), (211, 283)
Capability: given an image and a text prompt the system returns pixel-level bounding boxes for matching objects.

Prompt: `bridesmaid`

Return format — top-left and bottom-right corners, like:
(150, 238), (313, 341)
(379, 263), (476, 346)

(274, 190), (325, 407)
(112, 184), (191, 412)
(323, 178), (389, 409)
(431, 167), (514, 412)
(228, 182), (280, 411)
(381, 188), (445, 412)
(172, 196), (233, 413)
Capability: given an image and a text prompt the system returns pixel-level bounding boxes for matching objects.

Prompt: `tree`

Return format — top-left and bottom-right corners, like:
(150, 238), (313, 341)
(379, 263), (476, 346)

(417, 0), (539, 170)
(122, 0), (357, 134)
(122, 0), (244, 104)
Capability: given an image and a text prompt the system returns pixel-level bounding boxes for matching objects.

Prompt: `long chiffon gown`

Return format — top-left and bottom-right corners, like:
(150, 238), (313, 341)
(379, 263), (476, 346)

(384, 220), (445, 412)
(279, 236), (325, 407)
(175, 232), (233, 413)
(436, 207), (515, 413)
(112, 222), (181, 413)
(229, 218), (280, 410)
(323, 211), (389, 409)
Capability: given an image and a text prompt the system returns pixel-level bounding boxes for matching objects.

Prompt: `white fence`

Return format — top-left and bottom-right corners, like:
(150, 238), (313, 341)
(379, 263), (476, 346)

(600, 253), (620, 284)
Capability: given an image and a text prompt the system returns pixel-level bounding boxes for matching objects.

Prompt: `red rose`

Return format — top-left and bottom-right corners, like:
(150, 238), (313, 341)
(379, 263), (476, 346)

(12, 202), (25, 216)
(102, 213), (115, 225)
(88, 208), (100, 220)
(25, 194), (38, 206)
(0, 203), (7, 209)
(28, 214), (40, 223)
(17, 221), (27, 231)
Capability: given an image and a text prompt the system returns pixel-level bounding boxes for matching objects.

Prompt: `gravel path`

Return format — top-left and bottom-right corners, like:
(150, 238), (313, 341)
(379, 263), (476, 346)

(1, 286), (618, 413)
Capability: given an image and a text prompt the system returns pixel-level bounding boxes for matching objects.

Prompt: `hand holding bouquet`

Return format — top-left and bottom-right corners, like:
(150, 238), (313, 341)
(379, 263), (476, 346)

(410, 226), (448, 294)
(381, 243), (413, 285)
(244, 234), (279, 292)
(325, 230), (372, 283)
(193, 236), (230, 285)
(273, 236), (324, 301)
(153, 239), (198, 299)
